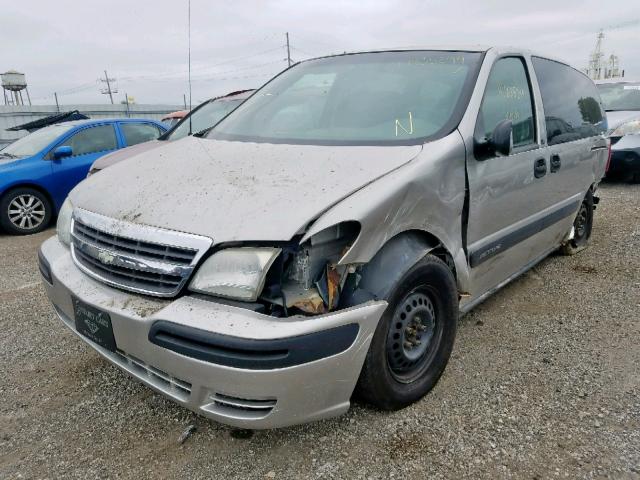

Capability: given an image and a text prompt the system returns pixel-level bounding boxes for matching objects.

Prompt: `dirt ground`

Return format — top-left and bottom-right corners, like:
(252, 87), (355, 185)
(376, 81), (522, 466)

(1, 181), (638, 479)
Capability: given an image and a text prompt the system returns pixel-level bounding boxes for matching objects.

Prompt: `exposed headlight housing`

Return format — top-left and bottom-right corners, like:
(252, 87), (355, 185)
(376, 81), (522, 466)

(189, 247), (281, 301)
(264, 222), (361, 315)
(610, 119), (640, 137)
(56, 198), (73, 247)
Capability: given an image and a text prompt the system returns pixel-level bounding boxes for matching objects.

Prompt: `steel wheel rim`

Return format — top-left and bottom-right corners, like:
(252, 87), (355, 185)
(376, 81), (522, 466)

(386, 287), (442, 383)
(575, 203), (588, 239)
(8, 194), (46, 230)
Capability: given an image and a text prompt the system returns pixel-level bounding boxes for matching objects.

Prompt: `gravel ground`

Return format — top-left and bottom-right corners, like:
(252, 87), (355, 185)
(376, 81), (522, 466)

(1, 182), (638, 480)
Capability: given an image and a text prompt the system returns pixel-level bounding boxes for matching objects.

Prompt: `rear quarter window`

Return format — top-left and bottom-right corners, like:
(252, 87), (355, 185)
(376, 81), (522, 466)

(532, 57), (606, 145)
(121, 123), (162, 146)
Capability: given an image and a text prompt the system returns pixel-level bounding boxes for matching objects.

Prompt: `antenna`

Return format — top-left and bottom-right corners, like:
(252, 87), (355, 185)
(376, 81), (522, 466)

(188, 0), (193, 135)
(286, 32), (292, 67)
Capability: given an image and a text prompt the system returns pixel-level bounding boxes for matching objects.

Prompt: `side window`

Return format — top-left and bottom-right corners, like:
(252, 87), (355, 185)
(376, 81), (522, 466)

(532, 57), (606, 145)
(121, 123), (162, 146)
(476, 57), (536, 149)
(64, 125), (118, 156)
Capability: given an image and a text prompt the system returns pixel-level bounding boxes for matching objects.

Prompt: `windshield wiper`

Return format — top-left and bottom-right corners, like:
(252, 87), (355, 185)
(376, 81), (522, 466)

(193, 127), (214, 138)
(0, 152), (18, 159)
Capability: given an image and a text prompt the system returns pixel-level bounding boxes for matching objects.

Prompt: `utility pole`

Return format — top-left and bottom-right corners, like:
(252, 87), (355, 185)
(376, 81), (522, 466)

(54, 92), (60, 112)
(99, 70), (117, 104)
(124, 92), (130, 117)
(286, 32), (292, 67)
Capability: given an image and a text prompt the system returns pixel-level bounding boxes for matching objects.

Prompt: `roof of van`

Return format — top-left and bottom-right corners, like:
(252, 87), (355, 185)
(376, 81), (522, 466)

(299, 46), (579, 75)
(595, 78), (639, 84)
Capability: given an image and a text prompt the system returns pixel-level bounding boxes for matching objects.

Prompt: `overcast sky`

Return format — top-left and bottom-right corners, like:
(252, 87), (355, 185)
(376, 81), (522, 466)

(3, 0), (639, 106)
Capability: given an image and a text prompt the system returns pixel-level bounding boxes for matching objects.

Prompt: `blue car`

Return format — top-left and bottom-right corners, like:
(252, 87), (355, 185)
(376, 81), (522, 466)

(0, 118), (166, 235)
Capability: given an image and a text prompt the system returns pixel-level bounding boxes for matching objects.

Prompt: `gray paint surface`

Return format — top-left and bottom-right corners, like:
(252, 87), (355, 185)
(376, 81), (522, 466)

(71, 135), (422, 242)
(40, 46), (609, 428)
(89, 140), (162, 172)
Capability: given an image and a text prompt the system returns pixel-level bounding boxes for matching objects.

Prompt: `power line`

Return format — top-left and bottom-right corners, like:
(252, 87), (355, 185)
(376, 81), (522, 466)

(23, 31), (298, 103)
(117, 47), (283, 83)
(290, 46), (319, 58)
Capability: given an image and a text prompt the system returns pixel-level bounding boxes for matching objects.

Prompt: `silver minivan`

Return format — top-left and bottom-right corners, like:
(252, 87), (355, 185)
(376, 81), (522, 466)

(39, 47), (609, 429)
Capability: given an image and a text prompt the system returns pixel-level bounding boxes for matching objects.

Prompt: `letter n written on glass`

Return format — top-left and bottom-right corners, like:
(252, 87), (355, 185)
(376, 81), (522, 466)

(395, 112), (414, 136)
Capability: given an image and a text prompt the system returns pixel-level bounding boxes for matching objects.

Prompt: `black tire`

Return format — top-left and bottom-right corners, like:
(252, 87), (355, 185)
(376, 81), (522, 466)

(561, 190), (594, 256)
(0, 187), (52, 235)
(355, 254), (458, 410)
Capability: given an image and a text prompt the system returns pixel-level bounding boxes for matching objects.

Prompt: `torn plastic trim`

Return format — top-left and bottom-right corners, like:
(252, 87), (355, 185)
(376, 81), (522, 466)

(340, 232), (440, 308)
(261, 222), (361, 316)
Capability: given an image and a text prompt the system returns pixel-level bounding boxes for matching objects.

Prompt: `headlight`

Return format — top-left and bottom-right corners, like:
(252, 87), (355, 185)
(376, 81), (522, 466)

(189, 247), (281, 301)
(56, 198), (73, 247)
(611, 119), (640, 137)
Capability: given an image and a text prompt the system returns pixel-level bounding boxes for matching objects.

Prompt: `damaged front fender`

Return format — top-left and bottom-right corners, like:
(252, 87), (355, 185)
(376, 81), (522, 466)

(340, 232), (439, 307)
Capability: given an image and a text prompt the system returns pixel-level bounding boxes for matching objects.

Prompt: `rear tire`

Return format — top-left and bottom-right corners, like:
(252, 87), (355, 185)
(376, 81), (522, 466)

(561, 190), (594, 256)
(0, 188), (52, 235)
(355, 254), (458, 410)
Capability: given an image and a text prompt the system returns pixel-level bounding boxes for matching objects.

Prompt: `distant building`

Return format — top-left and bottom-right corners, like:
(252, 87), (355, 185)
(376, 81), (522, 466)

(585, 30), (625, 81)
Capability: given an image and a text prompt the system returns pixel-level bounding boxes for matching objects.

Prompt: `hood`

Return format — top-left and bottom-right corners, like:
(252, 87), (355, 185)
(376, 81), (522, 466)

(606, 110), (640, 131)
(90, 140), (163, 172)
(0, 155), (30, 169)
(0, 157), (20, 167)
(71, 136), (422, 242)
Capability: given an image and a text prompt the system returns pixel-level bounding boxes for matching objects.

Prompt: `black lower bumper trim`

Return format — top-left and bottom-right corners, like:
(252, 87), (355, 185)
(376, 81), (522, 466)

(38, 247), (53, 285)
(148, 320), (359, 370)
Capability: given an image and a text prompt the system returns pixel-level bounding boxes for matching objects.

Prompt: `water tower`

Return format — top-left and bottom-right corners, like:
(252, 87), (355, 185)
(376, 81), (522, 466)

(2, 70), (31, 106)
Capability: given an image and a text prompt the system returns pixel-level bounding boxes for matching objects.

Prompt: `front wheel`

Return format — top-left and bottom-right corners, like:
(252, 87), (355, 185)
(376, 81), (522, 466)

(561, 190), (594, 255)
(0, 188), (52, 235)
(355, 254), (458, 410)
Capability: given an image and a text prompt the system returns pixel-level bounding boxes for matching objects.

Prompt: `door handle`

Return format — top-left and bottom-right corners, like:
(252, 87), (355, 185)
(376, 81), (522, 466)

(534, 158), (547, 178)
(550, 154), (561, 173)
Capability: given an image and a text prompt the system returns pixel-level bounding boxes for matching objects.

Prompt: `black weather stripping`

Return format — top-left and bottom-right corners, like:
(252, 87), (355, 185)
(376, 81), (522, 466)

(148, 321), (359, 369)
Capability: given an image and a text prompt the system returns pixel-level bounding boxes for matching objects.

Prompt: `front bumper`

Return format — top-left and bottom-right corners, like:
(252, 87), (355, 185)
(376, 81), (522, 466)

(39, 236), (387, 429)
(608, 134), (640, 175)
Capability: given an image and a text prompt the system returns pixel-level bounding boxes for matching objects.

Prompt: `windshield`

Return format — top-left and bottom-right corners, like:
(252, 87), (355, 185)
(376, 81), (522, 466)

(208, 50), (483, 146)
(168, 98), (245, 141)
(1, 124), (73, 158)
(597, 82), (640, 111)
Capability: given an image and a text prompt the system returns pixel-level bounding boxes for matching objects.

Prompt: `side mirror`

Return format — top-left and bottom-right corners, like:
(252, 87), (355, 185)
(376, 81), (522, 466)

(53, 146), (72, 160)
(491, 119), (513, 157)
(474, 119), (513, 160)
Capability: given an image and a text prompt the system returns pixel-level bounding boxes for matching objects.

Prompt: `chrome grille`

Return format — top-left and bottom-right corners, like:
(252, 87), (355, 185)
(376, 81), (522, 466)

(70, 208), (212, 297)
(74, 247), (183, 295)
(115, 350), (192, 401)
(74, 221), (196, 265)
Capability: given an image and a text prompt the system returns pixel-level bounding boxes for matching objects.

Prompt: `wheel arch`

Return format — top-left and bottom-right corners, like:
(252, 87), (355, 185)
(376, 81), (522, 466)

(340, 229), (458, 307)
(1, 183), (57, 215)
